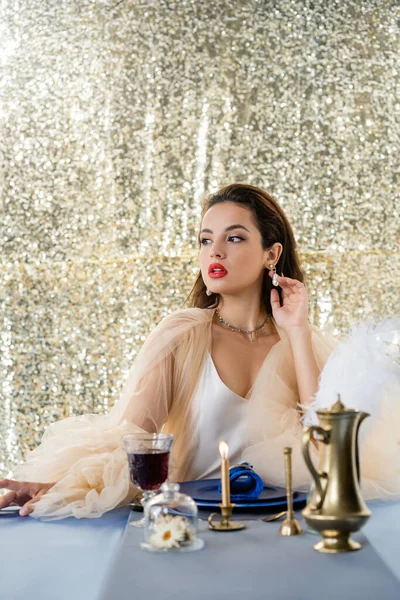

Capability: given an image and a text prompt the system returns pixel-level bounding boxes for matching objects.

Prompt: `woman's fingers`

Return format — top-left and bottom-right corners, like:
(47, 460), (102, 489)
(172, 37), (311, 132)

(268, 271), (303, 287)
(19, 489), (48, 517)
(0, 479), (53, 516)
(270, 288), (281, 312)
(0, 479), (28, 493)
(0, 478), (17, 490)
(0, 490), (18, 509)
(276, 275), (302, 288)
(268, 273), (306, 303)
(19, 498), (37, 516)
(0, 478), (40, 497)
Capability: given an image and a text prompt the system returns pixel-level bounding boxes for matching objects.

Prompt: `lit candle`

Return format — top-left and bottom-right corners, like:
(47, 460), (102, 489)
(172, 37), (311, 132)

(219, 440), (230, 506)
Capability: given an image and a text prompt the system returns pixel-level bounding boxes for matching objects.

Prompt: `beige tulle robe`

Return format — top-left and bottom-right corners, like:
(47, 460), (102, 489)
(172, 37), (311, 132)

(14, 307), (396, 520)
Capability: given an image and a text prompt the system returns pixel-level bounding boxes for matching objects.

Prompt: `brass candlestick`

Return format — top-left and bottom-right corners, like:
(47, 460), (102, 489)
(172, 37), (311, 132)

(209, 440), (246, 531)
(279, 447), (303, 536)
(208, 503), (246, 531)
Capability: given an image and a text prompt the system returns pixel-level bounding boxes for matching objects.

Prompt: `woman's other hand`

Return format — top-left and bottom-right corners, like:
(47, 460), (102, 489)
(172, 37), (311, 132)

(0, 479), (55, 516)
(269, 272), (309, 335)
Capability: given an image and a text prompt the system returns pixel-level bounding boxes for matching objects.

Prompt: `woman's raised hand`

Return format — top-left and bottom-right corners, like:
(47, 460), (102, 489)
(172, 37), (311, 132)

(0, 479), (55, 516)
(269, 271), (309, 334)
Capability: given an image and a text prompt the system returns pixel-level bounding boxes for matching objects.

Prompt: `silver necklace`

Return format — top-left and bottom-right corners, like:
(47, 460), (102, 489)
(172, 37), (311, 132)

(215, 308), (269, 343)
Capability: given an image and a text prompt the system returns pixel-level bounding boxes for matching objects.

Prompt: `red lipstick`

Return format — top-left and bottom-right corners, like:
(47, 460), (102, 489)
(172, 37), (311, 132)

(208, 263), (228, 278)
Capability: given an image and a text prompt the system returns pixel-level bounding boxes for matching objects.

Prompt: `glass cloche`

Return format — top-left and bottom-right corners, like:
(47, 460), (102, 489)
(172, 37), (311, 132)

(141, 482), (204, 553)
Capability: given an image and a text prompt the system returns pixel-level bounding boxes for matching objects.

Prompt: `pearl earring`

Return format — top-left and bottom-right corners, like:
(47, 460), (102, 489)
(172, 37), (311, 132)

(206, 288), (212, 296)
(270, 264), (279, 287)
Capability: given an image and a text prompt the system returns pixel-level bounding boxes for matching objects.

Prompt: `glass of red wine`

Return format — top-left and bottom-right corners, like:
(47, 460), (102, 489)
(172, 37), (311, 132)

(123, 433), (174, 527)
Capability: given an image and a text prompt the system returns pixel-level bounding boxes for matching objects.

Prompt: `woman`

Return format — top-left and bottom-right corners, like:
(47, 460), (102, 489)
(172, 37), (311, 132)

(0, 184), (352, 518)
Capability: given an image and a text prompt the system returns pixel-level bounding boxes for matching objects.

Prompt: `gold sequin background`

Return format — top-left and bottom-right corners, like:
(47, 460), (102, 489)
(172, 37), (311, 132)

(0, 0), (399, 476)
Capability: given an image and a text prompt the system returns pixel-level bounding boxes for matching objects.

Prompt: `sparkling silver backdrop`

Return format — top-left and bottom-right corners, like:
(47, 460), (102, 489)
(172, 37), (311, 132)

(1, 0), (399, 476)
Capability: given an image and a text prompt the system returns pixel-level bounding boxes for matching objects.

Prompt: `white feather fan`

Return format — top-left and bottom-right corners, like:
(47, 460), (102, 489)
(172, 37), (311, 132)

(304, 318), (400, 430)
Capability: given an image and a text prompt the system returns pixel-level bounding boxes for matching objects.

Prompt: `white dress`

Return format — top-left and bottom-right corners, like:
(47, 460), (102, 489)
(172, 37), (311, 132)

(189, 353), (252, 480)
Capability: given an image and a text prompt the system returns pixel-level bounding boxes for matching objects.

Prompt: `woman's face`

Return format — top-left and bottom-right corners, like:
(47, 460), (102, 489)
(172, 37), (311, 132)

(199, 202), (270, 297)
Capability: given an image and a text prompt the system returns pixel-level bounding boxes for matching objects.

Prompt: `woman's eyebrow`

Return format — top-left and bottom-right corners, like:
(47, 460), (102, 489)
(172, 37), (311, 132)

(200, 224), (250, 234)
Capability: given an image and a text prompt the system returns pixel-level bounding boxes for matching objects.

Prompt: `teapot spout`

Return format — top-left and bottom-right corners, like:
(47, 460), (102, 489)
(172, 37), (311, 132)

(359, 411), (370, 424)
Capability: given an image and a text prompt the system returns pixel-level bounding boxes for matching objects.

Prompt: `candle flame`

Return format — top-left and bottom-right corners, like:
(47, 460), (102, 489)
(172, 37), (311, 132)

(219, 440), (229, 459)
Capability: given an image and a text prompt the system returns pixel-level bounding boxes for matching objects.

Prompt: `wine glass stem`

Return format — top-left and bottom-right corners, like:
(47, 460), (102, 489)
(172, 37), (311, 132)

(130, 490), (157, 528)
(141, 490), (156, 510)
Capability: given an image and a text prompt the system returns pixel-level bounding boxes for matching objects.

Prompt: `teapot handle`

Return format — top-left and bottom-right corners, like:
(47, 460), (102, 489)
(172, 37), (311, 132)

(354, 412), (370, 483)
(302, 426), (330, 510)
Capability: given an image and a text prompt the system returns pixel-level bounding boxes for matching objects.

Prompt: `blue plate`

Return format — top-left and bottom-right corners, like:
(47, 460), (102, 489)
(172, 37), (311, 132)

(179, 479), (307, 510)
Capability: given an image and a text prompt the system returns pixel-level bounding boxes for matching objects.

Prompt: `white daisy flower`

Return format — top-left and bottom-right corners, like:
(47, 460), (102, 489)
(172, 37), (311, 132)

(149, 515), (191, 549)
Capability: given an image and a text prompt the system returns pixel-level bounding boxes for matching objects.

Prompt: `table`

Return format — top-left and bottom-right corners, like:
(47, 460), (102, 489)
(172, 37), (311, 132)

(1, 502), (399, 600)
(0, 506), (128, 600)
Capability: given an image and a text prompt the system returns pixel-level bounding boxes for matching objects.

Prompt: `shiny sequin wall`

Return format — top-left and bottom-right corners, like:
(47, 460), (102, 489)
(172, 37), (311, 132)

(1, 0), (399, 476)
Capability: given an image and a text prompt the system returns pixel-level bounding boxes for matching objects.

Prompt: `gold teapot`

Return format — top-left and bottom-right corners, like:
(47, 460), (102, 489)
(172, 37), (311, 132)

(302, 395), (371, 553)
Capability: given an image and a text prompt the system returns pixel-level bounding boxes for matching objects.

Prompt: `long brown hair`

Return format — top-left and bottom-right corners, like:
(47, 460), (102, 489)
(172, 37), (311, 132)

(186, 183), (304, 316)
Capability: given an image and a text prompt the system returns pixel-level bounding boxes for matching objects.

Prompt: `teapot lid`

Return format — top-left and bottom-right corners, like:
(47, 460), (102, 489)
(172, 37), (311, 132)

(316, 394), (360, 415)
(329, 395), (348, 413)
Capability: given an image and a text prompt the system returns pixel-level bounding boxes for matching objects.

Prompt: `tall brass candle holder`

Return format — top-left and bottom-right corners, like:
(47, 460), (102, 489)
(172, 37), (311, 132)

(208, 441), (245, 531)
(279, 447), (303, 536)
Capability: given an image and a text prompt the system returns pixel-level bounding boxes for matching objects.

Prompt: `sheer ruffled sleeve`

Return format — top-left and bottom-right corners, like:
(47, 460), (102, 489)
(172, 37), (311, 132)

(16, 308), (212, 520)
(15, 415), (143, 519)
(15, 324), (176, 520)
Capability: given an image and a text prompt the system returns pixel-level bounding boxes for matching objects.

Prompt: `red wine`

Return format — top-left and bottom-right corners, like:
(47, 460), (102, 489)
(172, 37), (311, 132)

(127, 450), (170, 491)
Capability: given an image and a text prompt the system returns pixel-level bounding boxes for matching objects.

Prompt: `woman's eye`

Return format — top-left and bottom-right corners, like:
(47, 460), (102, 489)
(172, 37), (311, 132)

(199, 236), (243, 245)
